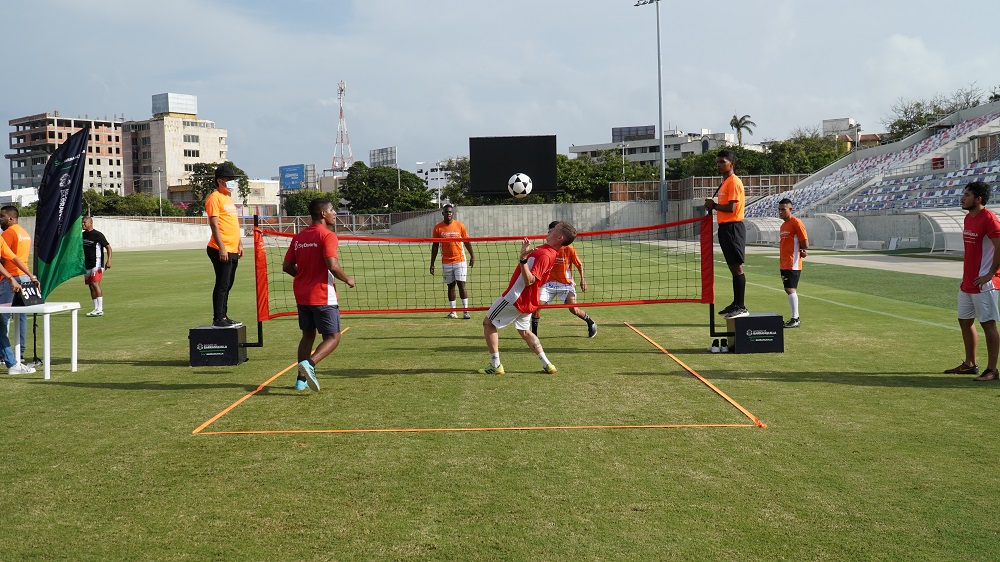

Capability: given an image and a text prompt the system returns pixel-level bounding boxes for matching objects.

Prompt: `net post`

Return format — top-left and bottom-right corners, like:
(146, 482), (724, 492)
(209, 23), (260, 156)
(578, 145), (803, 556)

(243, 214), (264, 348)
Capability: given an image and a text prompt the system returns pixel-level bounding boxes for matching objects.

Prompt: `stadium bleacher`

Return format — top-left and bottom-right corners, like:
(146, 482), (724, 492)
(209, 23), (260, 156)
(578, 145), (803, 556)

(744, 111), (1000, 218)
(836, 159), (1000, 212)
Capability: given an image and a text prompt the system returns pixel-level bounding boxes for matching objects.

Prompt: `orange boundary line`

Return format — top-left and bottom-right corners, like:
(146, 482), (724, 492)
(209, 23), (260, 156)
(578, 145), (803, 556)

(193, 323), (765, 434)
(624, 322), (767, 428)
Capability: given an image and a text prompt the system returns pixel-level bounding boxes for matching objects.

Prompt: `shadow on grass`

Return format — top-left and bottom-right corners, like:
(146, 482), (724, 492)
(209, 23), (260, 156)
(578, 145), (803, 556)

(76, 358), (195, 367)
(702, 370), (994, 388)
(28, 380), (260, 391)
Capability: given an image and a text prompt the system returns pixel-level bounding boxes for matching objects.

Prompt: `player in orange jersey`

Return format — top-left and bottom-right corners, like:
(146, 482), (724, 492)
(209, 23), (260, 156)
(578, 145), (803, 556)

(429, 204), (475, 319)
(777, 198), (808, 329)
(531, 221), (596, 337)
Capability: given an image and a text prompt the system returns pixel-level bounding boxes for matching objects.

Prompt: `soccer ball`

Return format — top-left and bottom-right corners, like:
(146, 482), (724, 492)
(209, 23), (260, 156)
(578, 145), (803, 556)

(508, 173), (532, 199)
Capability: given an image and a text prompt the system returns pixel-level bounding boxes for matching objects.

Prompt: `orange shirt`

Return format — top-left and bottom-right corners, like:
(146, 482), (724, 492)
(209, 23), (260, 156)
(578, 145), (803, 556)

(549, 245), (582, 285)
(432, 220), (469, 264)
(205, 190), (241, 252)
(716, 175), (745, 223)
(779, 216), (808, 270)
(2, 223), (30, 276)
(0, 237), (16, 264)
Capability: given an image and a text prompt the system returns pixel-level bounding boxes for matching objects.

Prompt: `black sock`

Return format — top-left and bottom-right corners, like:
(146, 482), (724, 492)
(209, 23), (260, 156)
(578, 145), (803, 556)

(734, 274), (746, 308)
(296, 374), (307, 381)
(583, 314), (593, 325)
(307, 358), (317, 368)
(531, 317), (539, 335)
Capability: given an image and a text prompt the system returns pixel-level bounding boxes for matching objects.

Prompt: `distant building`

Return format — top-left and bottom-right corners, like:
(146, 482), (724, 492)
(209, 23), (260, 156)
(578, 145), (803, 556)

(569, 127), (740, 166)
(5, 112), (124, 193)
(169, 178), (279, 216)
(416, 161), (448, 206)
(122, 93), (228, 199)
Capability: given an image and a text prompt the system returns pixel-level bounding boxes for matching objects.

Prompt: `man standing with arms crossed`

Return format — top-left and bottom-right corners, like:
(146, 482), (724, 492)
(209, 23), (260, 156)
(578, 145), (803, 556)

(478, 221), (576, 375)
(283, 198), (356, 392)
(206, 162), (243, 328)
(430, 204), (475, 319)
(777, 198), (808, 328)
(705, 149), (748, 319)
(81, 216), (112, 317)
(945, 181), (1000, 381)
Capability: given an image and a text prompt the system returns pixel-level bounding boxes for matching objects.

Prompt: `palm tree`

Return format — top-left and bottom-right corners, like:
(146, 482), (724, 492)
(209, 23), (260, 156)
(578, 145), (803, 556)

(729, 114), (757, 147)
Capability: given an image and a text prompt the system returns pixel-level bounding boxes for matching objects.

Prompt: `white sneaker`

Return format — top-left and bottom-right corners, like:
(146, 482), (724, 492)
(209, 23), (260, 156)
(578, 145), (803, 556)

(445, 312), (458, 319)
(8, 362), (36, 375)
(462, 311), (472, 320)
(86, 310), (104, 317)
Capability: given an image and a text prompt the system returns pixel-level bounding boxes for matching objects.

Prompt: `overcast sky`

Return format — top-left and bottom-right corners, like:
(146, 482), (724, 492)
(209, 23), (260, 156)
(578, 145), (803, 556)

(3, 0), (998, 190)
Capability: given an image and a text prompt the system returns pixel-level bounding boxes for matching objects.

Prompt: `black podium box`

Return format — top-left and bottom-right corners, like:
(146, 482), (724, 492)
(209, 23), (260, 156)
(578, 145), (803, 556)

(189, 325), (248, 366)
(725, 312), (784, 354)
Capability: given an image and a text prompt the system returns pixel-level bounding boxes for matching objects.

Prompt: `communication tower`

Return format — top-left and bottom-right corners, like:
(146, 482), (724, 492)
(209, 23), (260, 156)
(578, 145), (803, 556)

(332, 80), (354, 173)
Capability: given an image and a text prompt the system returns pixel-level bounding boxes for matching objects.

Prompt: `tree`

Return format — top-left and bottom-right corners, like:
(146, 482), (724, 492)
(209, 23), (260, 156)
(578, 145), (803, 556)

(729, 114), (757, 146)
(880, 83), (986, 143)
(189, 161), (251, 214)
(283, 189), (329, 217)
(441, 157), (471, 206)
(339, 162), (433, 214)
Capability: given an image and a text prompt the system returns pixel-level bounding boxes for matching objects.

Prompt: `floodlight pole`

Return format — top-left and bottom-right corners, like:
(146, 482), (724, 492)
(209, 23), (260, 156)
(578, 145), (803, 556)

(635, 0), (667, 217)
(154, 168), (163, 216)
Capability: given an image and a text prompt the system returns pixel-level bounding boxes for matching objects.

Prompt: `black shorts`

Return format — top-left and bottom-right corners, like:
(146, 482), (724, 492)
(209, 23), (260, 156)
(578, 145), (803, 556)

(780, 269), (801, 289)
(717, 222), (746, 267)
(297, 304), (341, 335)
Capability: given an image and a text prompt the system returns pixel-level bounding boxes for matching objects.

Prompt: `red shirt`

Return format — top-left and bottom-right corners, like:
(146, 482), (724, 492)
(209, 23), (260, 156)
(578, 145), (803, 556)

(285, 224), (341, 306)
(502, 244), (557, 313)
(962, 208), (1000, 293)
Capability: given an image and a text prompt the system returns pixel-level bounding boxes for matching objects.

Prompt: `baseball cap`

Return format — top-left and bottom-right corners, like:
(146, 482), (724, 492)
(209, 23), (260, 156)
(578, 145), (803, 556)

(214, 162), (239, 179)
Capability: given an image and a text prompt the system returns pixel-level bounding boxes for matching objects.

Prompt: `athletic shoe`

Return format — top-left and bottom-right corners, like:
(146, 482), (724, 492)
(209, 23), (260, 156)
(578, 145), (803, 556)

(720, 338), (729, 353)
(477, 363), (505, 375)
(783, 317), (801, 329)
(445, 312), (458, 319)
(8, 362), (35, 375)
(463, 312), (472, 320)
(298, 360), (320, 392)
(294, 379), (308, 391)
(717, 303), (737, 316)
(587, 322), (597, 338)
(724, 307), (750, 319)
(974, 368), (999, 382)
(542, 363), (557, 374)
(86, 310), (103, 317)
(708, 339), (720, 353)
(944, 362), (979, 374)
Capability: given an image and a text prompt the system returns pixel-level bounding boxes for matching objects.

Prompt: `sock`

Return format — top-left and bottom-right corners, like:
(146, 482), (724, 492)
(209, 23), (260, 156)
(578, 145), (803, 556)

(490, 353), (501, 368)
(538, 352), (550, 366)
(531, 317), (539, 335)
(93, 298), (100, 310)
(462, 298), (468, 309)
(583, 314), (593, 325)
(449, 300), (456, 309)
(734, 274), (746, 308)
(788, 293), (799, 318)
(96, 296), (103, 311)
(307, 358), (316, 368)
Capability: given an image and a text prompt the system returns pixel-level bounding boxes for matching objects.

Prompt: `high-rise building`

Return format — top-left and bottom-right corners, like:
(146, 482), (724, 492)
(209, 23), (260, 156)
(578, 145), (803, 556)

(121, 93), (228, 200)
(6, 112), (124, 193)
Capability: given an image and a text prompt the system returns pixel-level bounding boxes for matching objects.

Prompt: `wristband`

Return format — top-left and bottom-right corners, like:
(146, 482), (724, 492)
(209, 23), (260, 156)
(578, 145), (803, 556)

(519, 258), (528, 264)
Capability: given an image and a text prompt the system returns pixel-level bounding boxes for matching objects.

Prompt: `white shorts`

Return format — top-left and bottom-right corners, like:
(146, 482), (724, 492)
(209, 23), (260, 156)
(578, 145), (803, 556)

(486, 296), (531, 331)
(539, 281), (576, 304)
(958, 288), (1000, 323)
(442, 262), (468, 284)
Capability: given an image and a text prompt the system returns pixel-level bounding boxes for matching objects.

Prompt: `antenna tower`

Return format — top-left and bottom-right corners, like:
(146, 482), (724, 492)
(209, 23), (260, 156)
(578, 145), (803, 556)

(332, 80), (354, 173)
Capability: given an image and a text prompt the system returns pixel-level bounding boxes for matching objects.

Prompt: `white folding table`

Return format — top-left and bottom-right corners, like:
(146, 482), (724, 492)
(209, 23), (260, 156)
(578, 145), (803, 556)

(4, 301), (81, 380)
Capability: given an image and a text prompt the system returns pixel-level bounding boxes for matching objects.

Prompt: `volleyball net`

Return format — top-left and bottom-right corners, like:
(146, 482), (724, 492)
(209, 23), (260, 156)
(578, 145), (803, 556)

(253, 215), (714, 319)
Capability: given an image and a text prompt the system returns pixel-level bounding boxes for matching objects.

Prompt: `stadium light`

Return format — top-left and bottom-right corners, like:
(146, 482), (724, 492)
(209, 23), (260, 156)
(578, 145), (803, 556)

(634, 0), (667, 215)
(154, 168), (163, 217)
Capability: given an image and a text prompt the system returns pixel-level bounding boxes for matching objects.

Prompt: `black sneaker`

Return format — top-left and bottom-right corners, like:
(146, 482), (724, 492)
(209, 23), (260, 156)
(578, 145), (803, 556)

(783, 318), (801, 329)
(717, 303), (737, 316)
(724, 307), (749, 319)
(587, 322), (597, 338)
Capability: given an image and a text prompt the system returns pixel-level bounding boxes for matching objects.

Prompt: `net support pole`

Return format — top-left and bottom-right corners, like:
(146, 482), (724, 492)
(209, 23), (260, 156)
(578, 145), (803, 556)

(243, 214), (264, 348)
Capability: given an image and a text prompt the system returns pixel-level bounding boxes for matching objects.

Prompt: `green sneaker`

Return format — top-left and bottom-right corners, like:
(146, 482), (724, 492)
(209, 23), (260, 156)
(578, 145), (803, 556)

(477, 363), (505, 375)
(542, 363), (557, 374)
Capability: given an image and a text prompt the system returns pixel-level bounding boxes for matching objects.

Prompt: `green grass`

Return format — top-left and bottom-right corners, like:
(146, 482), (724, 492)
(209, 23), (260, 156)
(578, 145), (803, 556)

(1, 247), (998, 561)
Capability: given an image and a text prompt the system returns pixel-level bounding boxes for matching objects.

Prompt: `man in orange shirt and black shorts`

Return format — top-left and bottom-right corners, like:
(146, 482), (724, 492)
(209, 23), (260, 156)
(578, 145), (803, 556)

(778, 198), (808, 328)
(429, 204), (475, 319)
(531, 220), (596, 338)
(705, 149), (748, 319)
(206, 162), (244, 328)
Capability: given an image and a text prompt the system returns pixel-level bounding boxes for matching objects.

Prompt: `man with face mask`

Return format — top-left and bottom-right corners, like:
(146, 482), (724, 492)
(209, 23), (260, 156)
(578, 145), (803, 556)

(206, 162), (244, 327)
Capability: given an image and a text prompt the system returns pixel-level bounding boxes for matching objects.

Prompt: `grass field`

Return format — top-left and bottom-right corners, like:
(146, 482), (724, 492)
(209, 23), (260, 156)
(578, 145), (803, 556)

(1, 245), (998, 561)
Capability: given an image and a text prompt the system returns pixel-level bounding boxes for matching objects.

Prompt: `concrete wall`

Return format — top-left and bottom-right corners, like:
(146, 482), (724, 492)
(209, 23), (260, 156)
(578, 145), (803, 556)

(19, 217), (209, 250)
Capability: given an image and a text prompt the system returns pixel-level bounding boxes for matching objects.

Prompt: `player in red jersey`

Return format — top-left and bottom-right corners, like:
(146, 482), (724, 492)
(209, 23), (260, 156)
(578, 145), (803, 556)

(478, 221), (577, 375)
(945, 182), (1000, 381)
(282, 199), (356, 392)
(531, 220), (596, 338)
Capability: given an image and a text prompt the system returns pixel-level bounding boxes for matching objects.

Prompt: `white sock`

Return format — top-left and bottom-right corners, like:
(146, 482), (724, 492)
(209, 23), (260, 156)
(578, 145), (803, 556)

(449, 300), (456, 309)
(97, 296), (104, 311)
(93, 298), (100, 311)
(490, 353), (501, 368)
(788, 293), (798, 318)
(538, 352), (550, 366)
(462, 298), (469, 308)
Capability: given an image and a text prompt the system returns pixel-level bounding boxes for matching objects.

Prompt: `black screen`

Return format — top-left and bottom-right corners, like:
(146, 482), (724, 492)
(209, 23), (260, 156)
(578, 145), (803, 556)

(469, 135), (557, 194)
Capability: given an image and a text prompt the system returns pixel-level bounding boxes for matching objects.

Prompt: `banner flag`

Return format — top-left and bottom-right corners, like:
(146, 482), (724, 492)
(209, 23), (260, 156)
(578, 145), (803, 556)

(34, 127), (88, 298)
